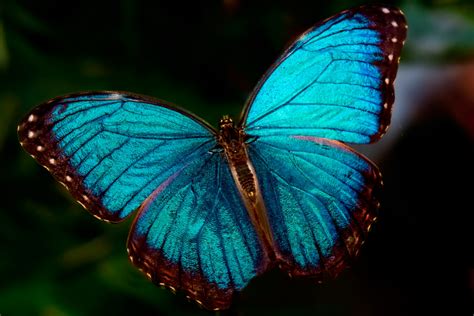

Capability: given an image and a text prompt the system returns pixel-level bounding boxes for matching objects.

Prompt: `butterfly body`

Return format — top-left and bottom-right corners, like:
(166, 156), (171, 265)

(18, 5), (407, 311)
(218, 116), (275, 254)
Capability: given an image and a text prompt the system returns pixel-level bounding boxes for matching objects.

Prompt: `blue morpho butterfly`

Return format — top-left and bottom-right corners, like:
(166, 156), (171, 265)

(18, 4), (406, 311)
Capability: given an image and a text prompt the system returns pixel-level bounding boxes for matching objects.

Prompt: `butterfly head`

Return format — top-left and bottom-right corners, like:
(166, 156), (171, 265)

(218, 115), (237, 141)
(219, 115), (234, 130)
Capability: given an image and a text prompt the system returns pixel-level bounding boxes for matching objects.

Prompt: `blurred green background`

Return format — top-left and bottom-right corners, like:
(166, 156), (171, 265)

(1, 0), (473, 315)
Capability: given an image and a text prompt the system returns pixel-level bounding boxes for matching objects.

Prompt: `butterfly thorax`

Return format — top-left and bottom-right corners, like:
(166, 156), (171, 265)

(218, 115), (275, 250)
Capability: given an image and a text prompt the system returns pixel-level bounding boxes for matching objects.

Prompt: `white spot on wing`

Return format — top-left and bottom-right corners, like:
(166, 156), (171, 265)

(65, 175), (72, 182)
(37, 145), (44, 152)
(28, 131), (35, 138)
(391, 21), (398, 27)
(391, 37), (398, 43)
(383, 102), (388, 109)
(28, 114), (36, 122)
(109, 93), (122, 99)
(382, 8), (390, 14)
(49, 158), (56, 164)
(388, 54), (394, 61)
(385, 78), (390, 84)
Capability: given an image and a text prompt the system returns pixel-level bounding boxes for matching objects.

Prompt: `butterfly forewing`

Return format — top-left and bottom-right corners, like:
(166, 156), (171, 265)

(17, 92), (216, 222)
(242, 5), (407, 144)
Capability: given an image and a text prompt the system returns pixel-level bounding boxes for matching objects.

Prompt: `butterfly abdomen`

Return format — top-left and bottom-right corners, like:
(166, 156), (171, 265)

(234, 160), (256, 199)
(223, 142), (275, 251)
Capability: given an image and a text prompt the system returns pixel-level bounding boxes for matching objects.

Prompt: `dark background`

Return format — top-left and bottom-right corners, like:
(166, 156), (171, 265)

(1, 0), (473, 315)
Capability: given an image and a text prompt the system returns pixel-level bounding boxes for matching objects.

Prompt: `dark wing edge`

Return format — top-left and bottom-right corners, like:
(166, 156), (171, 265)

(126, 170), (235, 311)
(127, 216), (238, 311)
(17, 91), (216, 223)
(239, 4), (407, 143)
(287, 138), (383, 280)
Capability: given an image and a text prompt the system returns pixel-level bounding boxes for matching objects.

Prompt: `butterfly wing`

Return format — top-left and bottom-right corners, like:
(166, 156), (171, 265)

(242, 5), (407, 144)
(17, 92), (216, 222)
(127, 150), (269, 310)
(249, 135), (381, 277)
(242, 5), (406, 277)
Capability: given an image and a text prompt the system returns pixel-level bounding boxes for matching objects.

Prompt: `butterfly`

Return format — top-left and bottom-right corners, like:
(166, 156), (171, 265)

(17, 4), (407, 311)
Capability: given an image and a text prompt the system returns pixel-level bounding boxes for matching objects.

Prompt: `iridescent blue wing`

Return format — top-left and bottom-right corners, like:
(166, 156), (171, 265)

(242, 5), (407, 144)
(127, 150), (269, 311)
(249, 135), (381, 278)
(242, 5), (406, 277)
(17, 92), (216, 222)
(19, 91), (269, 309)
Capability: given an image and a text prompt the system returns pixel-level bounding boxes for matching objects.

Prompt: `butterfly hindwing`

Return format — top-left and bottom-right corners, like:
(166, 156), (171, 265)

(248, 135), (382, 277)
(17, 92), (215, 222)
(242, 5), (407, 144)
(127, 150), (269, 310)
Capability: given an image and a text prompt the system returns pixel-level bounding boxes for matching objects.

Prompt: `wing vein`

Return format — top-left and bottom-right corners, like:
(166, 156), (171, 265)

(50, 100), (121, 125)
(247, 59), (335, 127)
